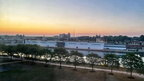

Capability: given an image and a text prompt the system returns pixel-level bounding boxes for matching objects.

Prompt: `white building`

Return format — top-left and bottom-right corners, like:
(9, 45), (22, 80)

(25, 40), (104, 50)
(104, 44), (126, 50)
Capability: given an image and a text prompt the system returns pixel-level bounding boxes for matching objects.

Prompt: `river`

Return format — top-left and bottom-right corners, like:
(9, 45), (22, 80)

(49, 48), (126, 58)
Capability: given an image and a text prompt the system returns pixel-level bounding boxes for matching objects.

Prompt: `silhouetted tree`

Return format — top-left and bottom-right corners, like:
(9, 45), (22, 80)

(136, 64), (144, 75)
(0, 44), (6, 55)
(16, 44), (28, 62)
(87, 53), (100, 72)
(5, 45), (17, 60)
(26, 44), (40, 64)
(104, 54), (119, 75)
(43, 49), (51, 67)
(54, 47), (67, 69)
(122, 53), (144, 78)
(70, 50), (83, 71)
(140, 35), (144, 41)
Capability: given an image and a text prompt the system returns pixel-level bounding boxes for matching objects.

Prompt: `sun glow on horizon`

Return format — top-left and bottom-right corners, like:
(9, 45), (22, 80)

(0, 0), (144, 36)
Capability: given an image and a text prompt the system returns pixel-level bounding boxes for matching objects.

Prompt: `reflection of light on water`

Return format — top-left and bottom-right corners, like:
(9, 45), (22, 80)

(50, 48), (144, 62)
(66, 49), (126, 58)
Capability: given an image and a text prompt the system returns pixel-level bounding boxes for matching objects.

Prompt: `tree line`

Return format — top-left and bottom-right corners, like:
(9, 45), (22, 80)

(0, 44), (144, 78)
(75, 35), (144, 44)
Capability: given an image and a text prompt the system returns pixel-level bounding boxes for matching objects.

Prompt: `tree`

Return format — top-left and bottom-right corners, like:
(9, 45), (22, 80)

(37, 47), (46, 60)
(136, 63), (144, 75)
(26, 44), (40, 64)
(87, 53), (100, 72)
(65, 52), (71, 65)
(54, 47), (67, 69)
(65, 56), (71, 65)
(122, 53), (144, 78)
(5, 45), (17, 60)
(0, 44), (6, 55)
(70, 50), (83, 71)
(80, 57), (86, 69)
(104, 54), (119, 75)
(22, 44), (34, 58)
(49, 51), (55, 62)
(42, 49), (51, 67)
(16, 44), (28, 62)
(140, 35), (144, 41)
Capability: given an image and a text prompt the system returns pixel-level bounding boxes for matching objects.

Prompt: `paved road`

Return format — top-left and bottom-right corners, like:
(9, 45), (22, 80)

(35, 61), (144, 78)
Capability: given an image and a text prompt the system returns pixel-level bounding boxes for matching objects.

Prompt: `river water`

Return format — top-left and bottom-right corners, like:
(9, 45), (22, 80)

(48, 48), (144, 62)
(49, 48), (126, 58)
(67, 49), (126, 57)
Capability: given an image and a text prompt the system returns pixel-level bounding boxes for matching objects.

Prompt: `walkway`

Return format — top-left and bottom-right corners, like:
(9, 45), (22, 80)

(0, 61), (20, 66)
(0, 60), (143, 78)
(35, 61), (144, 78)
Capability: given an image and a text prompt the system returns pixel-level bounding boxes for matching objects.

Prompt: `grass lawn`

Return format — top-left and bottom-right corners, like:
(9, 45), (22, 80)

(0, 62), (55, 81)
(0, 62), (144, 81)
(109, 72), (144, 81)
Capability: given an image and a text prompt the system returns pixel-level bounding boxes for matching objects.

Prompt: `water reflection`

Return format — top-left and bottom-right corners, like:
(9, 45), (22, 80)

(49, 48), (126, 58)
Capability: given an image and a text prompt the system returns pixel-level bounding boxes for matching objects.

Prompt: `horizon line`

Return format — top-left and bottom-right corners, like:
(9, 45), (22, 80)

(0, 33), (143, 37)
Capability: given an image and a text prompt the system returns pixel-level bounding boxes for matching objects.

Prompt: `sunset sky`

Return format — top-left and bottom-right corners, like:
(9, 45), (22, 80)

(0, 0), (144, 36)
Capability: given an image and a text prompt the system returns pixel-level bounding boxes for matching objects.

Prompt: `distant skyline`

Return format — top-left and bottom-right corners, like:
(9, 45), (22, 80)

(0, 0), (144, 37)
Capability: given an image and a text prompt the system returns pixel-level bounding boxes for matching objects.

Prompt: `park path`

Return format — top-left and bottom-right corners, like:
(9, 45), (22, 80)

(0, 60), (144, 78)
(35, 61), (144, 78)
(0, 61), (20, 66)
